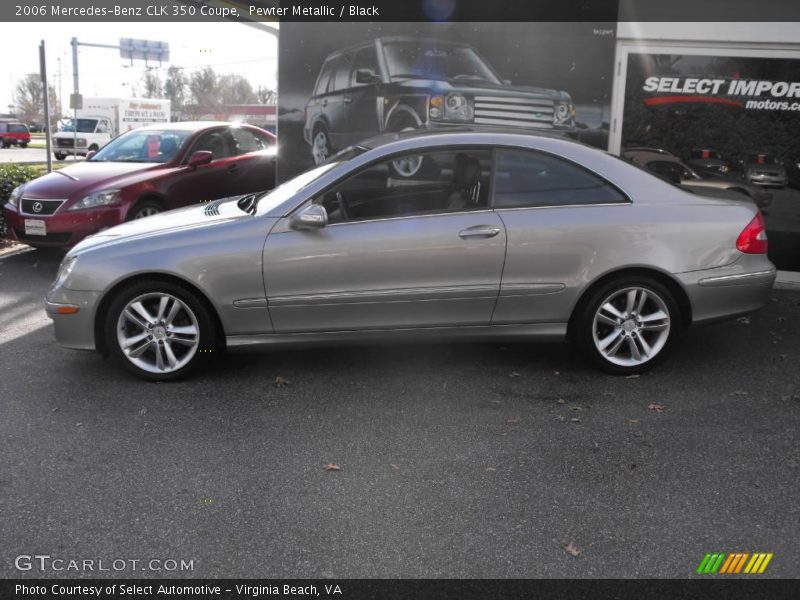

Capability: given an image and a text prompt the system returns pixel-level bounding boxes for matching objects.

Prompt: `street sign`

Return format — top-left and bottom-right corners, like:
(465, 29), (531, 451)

(119, 38), (170, 63)
(69, 93), (83, 110)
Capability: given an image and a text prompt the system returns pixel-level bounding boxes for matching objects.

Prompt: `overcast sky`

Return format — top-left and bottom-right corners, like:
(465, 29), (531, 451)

(0, 21), (278, 111)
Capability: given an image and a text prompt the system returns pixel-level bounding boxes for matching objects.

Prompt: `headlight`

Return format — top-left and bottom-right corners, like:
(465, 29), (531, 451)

(68, 189), (122, 211)
(8, 185), (24, 209)
(554, 101), (575, 126)
(53, 255), (78, 289)
(429, 93), (473, 122)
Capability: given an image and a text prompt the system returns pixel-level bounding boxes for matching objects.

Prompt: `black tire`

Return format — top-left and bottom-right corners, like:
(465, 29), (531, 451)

(103, 279), (218, 381)
(54, 152), (66, 161)
(574, 276), (681, 375)
(310, 124), (333, 165)
(88, 144), (99, 152)
(1, 141), (9, 149)
(20, 142), (28, 149)
(127, 198), (163, 221)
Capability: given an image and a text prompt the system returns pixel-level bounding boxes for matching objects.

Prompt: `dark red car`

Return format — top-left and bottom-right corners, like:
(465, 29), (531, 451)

(3, 121), (276, 248)
(0, 122), (31, 148)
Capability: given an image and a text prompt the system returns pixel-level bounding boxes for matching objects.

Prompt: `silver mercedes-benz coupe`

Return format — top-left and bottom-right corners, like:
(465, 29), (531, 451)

(44, 130), (776, 380)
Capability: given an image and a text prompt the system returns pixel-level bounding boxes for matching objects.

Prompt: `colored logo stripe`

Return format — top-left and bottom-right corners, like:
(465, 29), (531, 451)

(698, 552), (773, 574)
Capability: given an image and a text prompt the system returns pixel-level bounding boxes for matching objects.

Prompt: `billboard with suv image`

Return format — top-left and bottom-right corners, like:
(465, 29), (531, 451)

(278, 22), (616, 181)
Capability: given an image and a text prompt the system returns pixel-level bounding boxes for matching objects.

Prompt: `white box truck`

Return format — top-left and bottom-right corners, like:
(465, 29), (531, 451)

(53, 97), (171, 160)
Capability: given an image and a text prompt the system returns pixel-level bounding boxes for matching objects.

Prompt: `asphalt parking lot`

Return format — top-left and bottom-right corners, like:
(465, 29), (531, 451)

(1, 246), (798, 579)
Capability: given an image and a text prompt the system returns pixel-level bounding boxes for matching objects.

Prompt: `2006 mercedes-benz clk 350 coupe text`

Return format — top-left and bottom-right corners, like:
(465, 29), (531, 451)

(45, 130), (776, 380)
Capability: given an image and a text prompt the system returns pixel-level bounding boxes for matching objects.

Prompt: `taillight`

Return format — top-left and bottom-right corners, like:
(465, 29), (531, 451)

(736, 212), (768, 254)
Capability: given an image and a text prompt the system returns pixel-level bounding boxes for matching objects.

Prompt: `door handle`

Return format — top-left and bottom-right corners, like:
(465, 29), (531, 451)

(343, 96), (352, 104)
(458, 226), (501, 239)
(321, 99), (328, 107)
(227, 164), (239, 173)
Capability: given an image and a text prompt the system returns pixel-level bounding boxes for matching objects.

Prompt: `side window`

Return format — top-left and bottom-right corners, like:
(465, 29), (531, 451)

(494, 150), (627, 208)
(647, 160), (685, 183)
(314, 149), (492, 224)
(187, 130), (229, 161)
(96, 120), (111, 134)
(331, 55), (353, 92)
(350, 48), (379, 87)
(228, 128), (270, 155)
(0, 123), (7, 133)
(314, 59), (335, 96)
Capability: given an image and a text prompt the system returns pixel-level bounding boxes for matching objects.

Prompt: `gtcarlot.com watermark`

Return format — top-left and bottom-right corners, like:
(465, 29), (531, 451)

(14, 554), (194, 573)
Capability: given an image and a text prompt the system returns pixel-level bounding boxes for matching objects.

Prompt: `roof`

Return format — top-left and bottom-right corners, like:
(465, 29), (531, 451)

(359, 126), (570, 150)
(623, 150), (682, 165)
(136, 120), (237, 132)
(323, 36), (470, 61)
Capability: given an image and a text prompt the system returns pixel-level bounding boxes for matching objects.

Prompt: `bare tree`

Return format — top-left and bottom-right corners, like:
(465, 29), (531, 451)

(164, 65), (188, 113)
(218, 73), (257, 105)
(188, 67), (219, 107)
(256, 85), (277, 104)
(140, 70), (163, 98)
(14, 74), (44, 124)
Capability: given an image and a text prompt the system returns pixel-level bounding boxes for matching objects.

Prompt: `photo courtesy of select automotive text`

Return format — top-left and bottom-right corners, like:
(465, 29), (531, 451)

(277, 22), (615, 180)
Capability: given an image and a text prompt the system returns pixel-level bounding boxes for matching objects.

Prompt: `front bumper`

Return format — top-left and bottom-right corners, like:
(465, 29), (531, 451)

(748, 173), (787, 187)
(45, 287), (102, 351)
(3, 202), (127, 248)
(677, 254), (777, 325)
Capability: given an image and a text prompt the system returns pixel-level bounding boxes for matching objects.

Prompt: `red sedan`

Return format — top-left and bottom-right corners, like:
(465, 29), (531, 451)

(3, 121), (276, 248)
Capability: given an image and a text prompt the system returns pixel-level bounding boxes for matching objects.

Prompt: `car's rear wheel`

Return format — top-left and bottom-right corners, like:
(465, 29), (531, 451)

(20, 142), (28, 149)
(576, 277), (679, 375)
(127, 198), (162, 220)
(104, 280), (217, 381)
(311, 126), (332, 165)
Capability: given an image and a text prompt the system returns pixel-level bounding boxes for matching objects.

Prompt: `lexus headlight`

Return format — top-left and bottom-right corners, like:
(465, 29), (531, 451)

(8, 185), (24, 209)
(68, 189), (121, 211)
(554, 101), (575, 125)
(53, 255), (78, 289)
(429, 93), (473, 122)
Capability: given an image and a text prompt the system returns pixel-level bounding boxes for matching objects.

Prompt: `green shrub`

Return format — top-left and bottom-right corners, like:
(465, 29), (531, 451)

(0, 164), (40, 238)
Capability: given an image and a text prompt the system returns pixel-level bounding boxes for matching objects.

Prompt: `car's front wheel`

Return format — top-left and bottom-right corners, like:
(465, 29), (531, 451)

(127, 198), (162, 220)
(104, 280), (217, 381)
(576, 277), (679, 375)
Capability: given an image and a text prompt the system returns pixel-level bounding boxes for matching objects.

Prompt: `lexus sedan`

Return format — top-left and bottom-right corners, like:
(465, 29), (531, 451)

(3, 121), (276, 248)
(45, 130), (776, 380)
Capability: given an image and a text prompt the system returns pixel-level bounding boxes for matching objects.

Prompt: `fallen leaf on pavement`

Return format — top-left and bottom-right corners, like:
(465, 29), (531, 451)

(323, 463), (341, 472)
(648, 403), (665, 413)
(627, 419), (641, 425)
(626, 374), (640, 379)
(509, 371), (521, 378)
(570, 418), (581, 424)
(485, 466), (497, 472)
(274, 376), (291, 388)
(564, 542), (581, 557)
(507, 416), (521, 424)
(390, 464), (400, 470)
(736, 316), (750, 324)
(556, 398), (566, 404)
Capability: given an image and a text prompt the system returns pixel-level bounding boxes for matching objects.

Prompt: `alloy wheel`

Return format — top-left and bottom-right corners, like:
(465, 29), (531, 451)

(312, 131), (330, 164)
(591, 286), (671, 367)
(133, 206), (160, 219)
(116, 292), (200, 374)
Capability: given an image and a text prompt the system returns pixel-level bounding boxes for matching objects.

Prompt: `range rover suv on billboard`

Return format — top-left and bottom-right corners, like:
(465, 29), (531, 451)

(303, 37), (577, 166)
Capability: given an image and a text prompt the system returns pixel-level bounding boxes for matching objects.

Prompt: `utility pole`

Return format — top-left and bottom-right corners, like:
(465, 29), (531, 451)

(71, 36), (79, 159)
(39, 40), (53, 173)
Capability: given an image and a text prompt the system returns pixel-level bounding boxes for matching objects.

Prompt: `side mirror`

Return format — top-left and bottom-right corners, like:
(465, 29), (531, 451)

(502, 79), (512, 86)
(85, 150), (96, 160)
(355, 68), (380, 85)
(187, 150), (213, 170)
(290, 204), (328, 230)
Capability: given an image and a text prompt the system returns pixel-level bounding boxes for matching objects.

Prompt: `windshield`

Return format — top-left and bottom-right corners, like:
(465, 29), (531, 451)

(748, 154), (777, 165)
(61, 118), (99, 133)
(90, 129), (192, 163)
(255, 162), (346, 215)
(382, 41), (501, 84)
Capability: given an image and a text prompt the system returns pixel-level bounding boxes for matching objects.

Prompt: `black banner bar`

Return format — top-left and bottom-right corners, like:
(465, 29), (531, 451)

(4, 0), (800, 22)
(3, 579), (800, 600)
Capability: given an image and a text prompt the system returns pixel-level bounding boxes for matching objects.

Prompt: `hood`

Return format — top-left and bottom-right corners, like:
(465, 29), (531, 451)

(394, 78), (567, 100)
(19, 161), (162, 199)
(70, 196), (247, 255)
